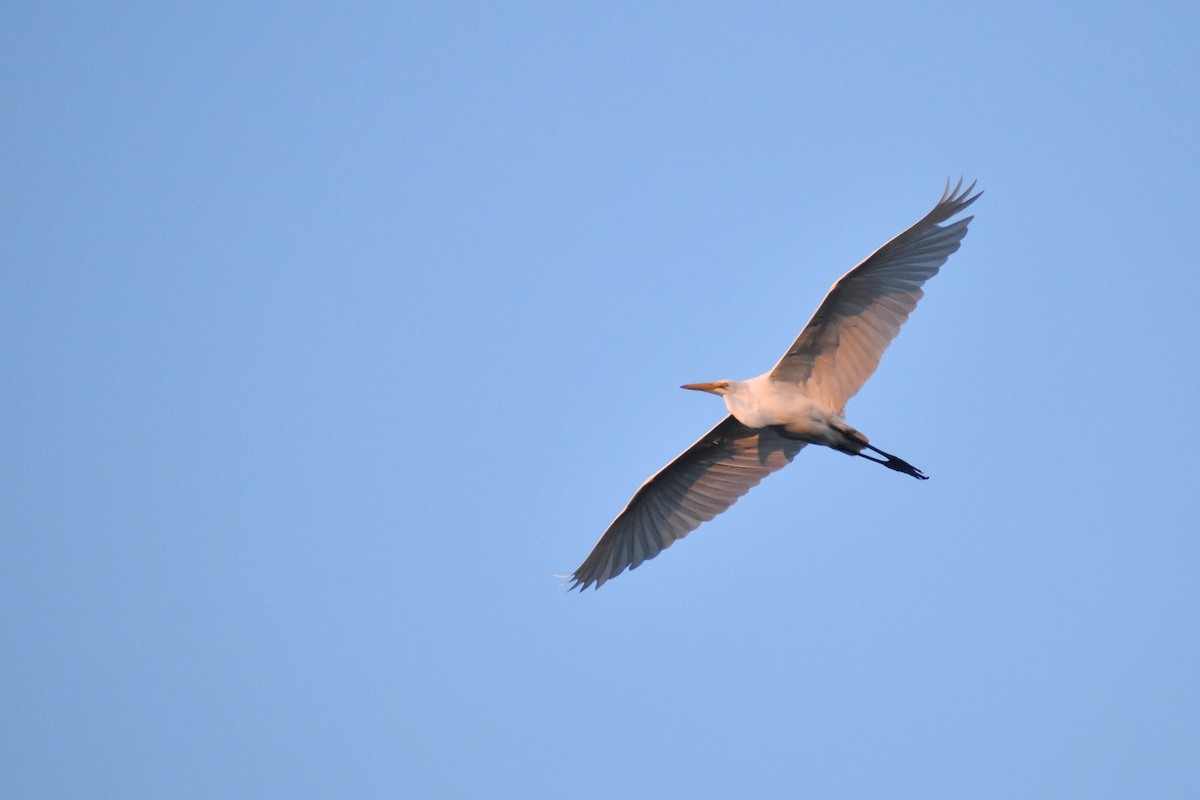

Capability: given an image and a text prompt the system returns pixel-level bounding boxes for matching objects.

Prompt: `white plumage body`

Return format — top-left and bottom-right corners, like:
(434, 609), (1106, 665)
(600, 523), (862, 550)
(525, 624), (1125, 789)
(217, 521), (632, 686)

(719, 376), (852, 449)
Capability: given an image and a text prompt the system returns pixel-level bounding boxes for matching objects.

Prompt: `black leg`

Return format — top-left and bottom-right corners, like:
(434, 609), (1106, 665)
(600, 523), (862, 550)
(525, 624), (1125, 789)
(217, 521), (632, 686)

(830, 424), (928, 480)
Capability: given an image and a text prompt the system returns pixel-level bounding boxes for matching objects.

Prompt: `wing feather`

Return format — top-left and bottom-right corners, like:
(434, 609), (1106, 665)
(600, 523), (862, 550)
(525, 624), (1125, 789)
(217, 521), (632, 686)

(770, 179), (981, 412)
(570, 416), (805, 590)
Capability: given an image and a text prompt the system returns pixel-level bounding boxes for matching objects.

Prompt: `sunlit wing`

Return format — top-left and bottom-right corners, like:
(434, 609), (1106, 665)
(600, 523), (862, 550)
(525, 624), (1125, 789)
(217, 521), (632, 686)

(570, 416), (805, 590)
(770, 179), (981, 413)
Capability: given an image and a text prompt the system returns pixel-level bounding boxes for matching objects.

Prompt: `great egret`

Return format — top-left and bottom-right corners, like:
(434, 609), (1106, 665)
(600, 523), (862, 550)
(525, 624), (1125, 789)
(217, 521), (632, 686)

(570, 179), (981, 590)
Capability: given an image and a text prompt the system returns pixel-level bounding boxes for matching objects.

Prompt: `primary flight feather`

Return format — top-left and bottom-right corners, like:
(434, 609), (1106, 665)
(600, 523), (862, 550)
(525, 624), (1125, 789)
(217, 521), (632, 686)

(569, 180), (981, 590)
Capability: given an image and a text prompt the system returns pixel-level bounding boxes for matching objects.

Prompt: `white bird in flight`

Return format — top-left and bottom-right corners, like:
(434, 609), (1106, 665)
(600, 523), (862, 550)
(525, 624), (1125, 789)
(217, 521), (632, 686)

(570, 179), (981, 590)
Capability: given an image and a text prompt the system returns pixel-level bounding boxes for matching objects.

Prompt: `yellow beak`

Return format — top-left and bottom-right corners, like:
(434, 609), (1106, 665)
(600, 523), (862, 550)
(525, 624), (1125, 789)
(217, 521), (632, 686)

(680, 382), (723, 394)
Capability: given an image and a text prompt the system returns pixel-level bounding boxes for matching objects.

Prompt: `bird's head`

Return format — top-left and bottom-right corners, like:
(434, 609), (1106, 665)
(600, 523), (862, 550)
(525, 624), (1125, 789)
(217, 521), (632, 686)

(681, 380), (734, 396)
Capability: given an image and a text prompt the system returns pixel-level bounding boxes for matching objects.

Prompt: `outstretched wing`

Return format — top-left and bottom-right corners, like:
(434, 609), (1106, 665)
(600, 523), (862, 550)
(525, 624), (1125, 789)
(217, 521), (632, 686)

(771, 179), (981, 413)
(570, 416), (804, 590)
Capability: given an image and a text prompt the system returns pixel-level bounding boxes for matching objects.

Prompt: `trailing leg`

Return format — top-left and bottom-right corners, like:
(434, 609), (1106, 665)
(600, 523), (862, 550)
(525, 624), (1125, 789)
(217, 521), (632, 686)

(828, 423), (928, 480)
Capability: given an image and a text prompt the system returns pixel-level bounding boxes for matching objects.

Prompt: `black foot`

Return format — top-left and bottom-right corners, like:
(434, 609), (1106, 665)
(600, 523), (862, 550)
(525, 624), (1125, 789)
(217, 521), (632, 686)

(882, 455), (928, 480)
(858, 447), (928, 480)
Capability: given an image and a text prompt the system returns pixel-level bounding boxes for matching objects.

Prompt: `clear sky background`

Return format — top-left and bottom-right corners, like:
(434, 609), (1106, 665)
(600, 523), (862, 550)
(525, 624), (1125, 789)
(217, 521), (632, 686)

(3, 2), (1199, 798)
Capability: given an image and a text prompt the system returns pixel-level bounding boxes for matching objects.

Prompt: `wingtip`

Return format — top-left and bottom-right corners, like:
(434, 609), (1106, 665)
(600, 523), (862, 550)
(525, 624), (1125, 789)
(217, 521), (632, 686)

(934, 177), (982, 218)
(555, 571), (584, 592)
(563, 570), (601, 592)
(945, 176), (981, 201)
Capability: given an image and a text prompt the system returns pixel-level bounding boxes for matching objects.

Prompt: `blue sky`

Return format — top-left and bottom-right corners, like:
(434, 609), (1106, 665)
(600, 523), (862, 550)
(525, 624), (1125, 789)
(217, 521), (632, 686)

(3, 2), (1199, 797)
